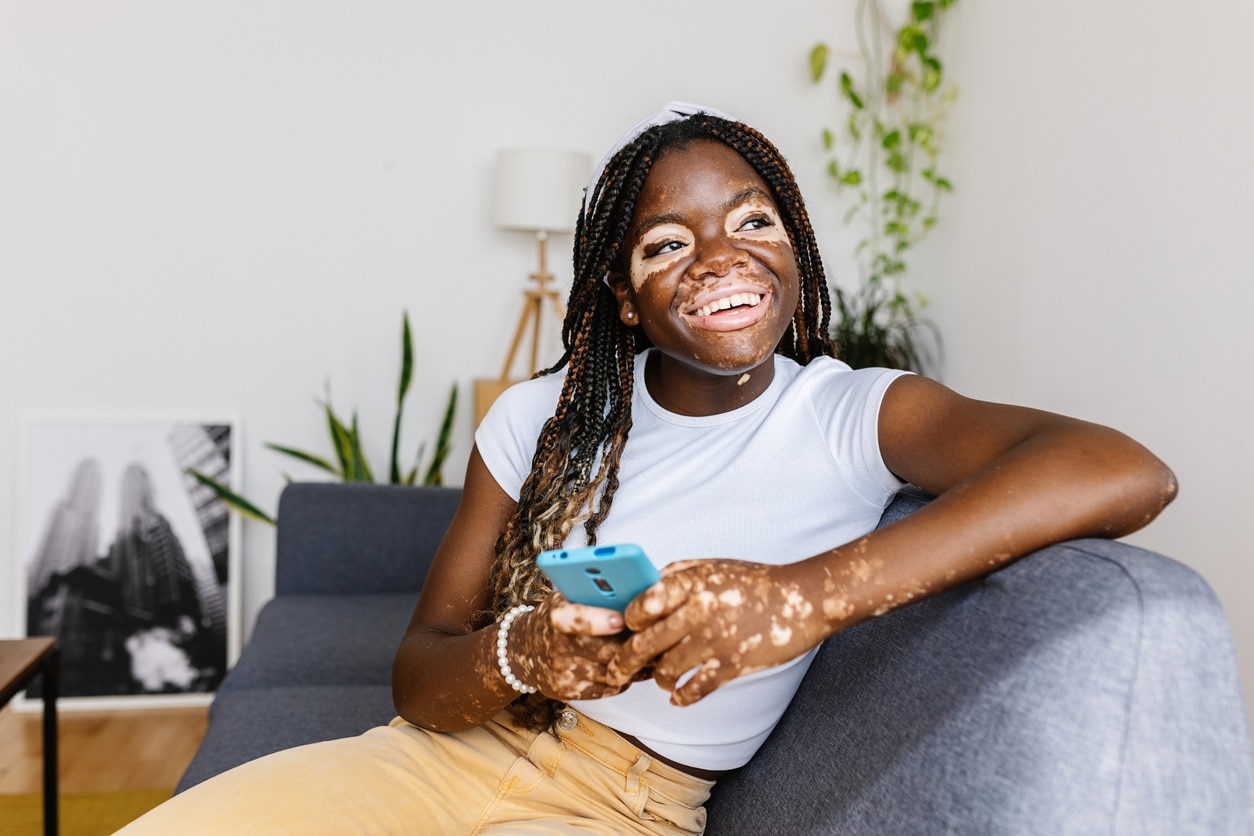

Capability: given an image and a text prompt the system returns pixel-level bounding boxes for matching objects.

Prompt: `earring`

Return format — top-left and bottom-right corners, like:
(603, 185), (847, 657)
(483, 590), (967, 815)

(626, 311), (636, 322)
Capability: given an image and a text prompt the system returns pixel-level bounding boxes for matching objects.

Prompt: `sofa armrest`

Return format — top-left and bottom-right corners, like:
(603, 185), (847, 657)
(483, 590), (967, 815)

(707, 533), (1254, 834)
(275, 483), (463, 595)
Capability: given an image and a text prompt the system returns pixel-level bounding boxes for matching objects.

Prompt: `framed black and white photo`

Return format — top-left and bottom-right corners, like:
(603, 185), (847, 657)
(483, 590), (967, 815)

(19, 414), (242, 709)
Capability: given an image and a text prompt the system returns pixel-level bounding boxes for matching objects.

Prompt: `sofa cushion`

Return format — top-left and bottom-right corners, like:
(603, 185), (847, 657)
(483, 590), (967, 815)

(221, 593), (418, 693)
(177, 684), (397, 793)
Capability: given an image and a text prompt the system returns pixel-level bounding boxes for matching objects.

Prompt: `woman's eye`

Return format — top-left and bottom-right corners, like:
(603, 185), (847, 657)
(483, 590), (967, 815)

(647, 240), (684, 257)
(739, 214), (774, 231)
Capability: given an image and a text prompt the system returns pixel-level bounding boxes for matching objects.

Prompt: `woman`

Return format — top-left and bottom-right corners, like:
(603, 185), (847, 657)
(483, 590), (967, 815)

(121, 103), (1174, 835)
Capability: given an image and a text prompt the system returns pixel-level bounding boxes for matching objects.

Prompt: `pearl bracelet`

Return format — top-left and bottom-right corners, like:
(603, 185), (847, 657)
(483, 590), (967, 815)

(496, 604), (537, 694)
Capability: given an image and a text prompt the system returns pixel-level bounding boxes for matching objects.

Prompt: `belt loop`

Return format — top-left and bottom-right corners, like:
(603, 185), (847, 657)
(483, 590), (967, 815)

(626, 752), (651, 794)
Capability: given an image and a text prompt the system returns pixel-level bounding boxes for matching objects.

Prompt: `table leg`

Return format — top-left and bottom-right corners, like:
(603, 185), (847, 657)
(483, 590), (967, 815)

(42, 646), (59, 836)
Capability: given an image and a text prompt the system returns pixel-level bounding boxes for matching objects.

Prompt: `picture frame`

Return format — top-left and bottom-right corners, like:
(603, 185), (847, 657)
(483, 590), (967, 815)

(17, 412), (243, 710)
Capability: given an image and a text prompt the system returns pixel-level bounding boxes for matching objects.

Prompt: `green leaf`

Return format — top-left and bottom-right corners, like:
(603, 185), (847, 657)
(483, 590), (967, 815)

(828, 159), (840, 179)
(347, 411), (374, 483)
(325, 397), (355, 479)
(821, 128), (834, 150)
(185, 469), (275, 525)
(881, 129), (902, 150)
(423, 383), (459, 487)
(388, 312), (413, 483)
(840, 72), (864, 110)
(398, 311), (414, 405)
(390, 310), (414, 483)
(898, 25), (929, 56)
(809, 43), (830, 82)
(922, 57), (943, 92)
(263, 443), (340, 476)
(886, 71), (905, 96)
(934, 177), (953, 191)
(840, 169), (863, 186)
(848, 112), (862, 142)
(912, 2), (935, 22)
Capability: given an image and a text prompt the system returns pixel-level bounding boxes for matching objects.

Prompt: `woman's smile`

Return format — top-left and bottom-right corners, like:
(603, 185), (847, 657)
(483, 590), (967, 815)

(682, 285), (772, 332)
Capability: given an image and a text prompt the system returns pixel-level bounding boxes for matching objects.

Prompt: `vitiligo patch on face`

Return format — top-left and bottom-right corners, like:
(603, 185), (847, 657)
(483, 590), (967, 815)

(627, 184), (790, 292)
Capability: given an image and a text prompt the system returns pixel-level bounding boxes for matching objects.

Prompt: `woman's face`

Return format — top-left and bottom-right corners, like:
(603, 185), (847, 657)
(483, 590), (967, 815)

(613, 139), (800, 380)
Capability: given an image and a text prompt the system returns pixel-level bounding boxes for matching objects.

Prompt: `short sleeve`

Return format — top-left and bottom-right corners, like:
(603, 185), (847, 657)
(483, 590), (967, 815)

(474, 372), (565, 501)
(804, 361), (911, 507)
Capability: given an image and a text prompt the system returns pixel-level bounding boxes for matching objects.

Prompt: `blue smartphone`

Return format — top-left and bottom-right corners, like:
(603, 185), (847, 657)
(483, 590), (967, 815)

(536, 543), (661, 613)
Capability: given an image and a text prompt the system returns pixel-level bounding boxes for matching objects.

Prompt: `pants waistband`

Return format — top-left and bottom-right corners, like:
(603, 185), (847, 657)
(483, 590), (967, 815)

(545, 707), (715, 806)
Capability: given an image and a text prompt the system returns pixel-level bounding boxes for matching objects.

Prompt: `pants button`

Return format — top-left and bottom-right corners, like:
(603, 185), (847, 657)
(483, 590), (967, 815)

(557, 709), (578, 731)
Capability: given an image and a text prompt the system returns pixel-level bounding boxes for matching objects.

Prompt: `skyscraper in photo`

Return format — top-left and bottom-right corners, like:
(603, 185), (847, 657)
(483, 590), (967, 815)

(111, 464), (201, 625)
(27, 458), (103, 598)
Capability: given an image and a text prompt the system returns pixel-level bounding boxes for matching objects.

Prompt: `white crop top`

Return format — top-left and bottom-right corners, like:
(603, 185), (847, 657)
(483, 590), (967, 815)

(476, 349), (907, 770)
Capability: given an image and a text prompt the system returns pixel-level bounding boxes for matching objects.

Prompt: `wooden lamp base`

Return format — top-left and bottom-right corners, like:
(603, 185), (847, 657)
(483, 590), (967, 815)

(474, 233), (566, 427)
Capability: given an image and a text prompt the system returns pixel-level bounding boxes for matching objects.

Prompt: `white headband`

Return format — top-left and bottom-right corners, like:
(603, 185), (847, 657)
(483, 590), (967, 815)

(583, 101), (742, 217)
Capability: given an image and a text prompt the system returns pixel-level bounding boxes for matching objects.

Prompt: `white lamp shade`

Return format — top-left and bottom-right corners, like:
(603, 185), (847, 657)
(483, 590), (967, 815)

(492, 148), (591, 234)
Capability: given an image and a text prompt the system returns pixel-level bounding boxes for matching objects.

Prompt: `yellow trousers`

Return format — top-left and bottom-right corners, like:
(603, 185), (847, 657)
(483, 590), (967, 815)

(117, 709), (713, 835)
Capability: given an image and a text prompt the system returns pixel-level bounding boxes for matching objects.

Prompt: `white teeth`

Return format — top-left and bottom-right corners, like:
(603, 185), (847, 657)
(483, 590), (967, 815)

(694, 293), (762, 318)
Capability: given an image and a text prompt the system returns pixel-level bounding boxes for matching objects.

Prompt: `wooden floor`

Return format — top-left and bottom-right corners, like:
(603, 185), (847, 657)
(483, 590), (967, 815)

(0, 704), (207, 794)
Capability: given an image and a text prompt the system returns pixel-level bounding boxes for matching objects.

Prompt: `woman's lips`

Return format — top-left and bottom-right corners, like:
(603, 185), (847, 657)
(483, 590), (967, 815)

(682, 291), (772, 332)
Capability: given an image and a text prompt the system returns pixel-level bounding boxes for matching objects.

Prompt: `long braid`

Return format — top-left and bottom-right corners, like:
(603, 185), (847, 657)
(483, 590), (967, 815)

(485, 112), (835, 728)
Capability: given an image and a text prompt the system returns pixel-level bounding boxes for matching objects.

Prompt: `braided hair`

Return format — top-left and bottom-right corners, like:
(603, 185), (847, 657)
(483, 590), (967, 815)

(486, 113), (835, 722)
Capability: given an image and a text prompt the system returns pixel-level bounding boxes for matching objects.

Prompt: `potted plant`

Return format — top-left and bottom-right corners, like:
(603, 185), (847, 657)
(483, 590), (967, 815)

(810, 0), (958, 372)
(189, 311), (458, 524)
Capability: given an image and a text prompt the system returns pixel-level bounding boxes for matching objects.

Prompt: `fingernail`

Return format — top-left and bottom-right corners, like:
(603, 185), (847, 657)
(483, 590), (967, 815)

(607, 613), (623, 629)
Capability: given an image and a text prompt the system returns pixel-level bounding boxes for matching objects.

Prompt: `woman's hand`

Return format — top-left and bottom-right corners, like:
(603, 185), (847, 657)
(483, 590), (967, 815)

(607, 559), (825, 707)
(508, 593), (646, 701)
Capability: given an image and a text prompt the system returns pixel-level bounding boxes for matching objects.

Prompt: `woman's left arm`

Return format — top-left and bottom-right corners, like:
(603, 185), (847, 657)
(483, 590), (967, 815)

(610, 374), (1177, 705)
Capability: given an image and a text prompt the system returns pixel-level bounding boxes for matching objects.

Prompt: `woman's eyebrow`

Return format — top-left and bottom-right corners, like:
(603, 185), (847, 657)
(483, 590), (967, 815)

(633, 187), (776, 242)
(723, 186), (775, 213)
(633, 211), (686, 239)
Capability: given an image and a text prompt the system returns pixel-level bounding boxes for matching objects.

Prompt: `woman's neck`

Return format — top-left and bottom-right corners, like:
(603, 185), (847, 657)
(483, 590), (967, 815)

(642, 350), (777, 417)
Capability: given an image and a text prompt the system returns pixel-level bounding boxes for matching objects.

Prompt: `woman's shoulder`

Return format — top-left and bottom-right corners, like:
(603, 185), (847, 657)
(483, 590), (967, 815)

(480, 370), (567, 437)
(784, 355), (912, 415)
(474, 369), (568, 501)
(787, 354), (908, 389)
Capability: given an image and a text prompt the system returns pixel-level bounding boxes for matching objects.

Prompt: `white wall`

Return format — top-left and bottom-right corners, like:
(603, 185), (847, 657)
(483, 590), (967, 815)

(2, 2), (1250, 721)
(920, 1), (1254, 724)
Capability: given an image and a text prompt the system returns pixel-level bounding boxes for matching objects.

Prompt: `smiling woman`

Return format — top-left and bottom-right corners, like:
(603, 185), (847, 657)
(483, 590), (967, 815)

(118, 102), (1176, 835)
(609, 140), (801, 409)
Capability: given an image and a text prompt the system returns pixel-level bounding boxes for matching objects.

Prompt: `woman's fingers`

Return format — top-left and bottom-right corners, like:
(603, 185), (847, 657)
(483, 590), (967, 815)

(508, 601), (637, 701)
(549, 601), (625, 635)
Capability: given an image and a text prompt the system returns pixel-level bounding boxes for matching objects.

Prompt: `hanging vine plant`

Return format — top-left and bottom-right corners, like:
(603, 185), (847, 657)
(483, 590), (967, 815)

(811, 0), (958, 372)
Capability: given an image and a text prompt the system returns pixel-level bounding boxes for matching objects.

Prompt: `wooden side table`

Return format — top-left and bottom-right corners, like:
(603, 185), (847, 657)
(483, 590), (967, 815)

(0, 637), (60, 836)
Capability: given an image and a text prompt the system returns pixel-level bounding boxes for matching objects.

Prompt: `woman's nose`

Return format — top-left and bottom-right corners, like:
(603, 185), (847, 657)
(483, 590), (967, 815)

(689, 234), (748, 279)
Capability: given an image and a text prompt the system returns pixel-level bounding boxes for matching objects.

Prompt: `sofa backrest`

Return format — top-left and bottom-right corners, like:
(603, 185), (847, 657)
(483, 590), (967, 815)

(275, 483), (462, 595)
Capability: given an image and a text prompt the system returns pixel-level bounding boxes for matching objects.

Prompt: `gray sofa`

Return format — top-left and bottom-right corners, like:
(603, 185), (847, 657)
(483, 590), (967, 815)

(178, 483), (1254, 833)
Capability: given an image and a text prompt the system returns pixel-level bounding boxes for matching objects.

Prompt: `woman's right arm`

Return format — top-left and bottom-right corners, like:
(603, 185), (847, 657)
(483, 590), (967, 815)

(391, 445), (631, 732)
